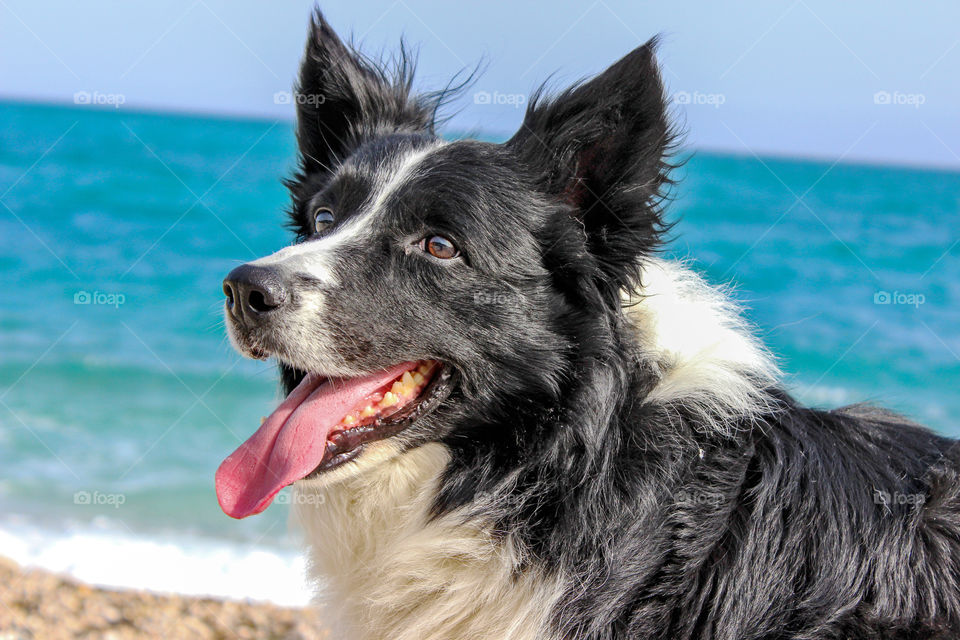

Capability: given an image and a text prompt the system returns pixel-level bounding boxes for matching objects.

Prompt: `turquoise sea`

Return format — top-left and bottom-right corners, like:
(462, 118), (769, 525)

(1, 101), (958, 602)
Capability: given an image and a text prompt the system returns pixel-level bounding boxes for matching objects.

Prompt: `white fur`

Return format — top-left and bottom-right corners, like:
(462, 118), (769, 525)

(291, 442), (563, 640)
(624, 258), (780, 432)
(368, 141), (444, 215)
(249, 238), (339, 283)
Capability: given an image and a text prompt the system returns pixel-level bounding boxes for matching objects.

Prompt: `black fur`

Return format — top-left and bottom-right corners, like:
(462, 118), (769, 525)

(242, 10), (960, 639)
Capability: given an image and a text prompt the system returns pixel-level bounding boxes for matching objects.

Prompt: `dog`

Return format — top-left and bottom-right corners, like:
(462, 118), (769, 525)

(216, 10), (960, 639)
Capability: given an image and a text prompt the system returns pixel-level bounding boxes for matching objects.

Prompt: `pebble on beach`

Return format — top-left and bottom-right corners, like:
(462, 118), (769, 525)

(0, 556), (328, 639)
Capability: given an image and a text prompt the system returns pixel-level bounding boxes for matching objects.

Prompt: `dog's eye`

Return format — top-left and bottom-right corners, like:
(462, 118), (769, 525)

(418, 235), (459, 260)
(313, 207), (335, 234)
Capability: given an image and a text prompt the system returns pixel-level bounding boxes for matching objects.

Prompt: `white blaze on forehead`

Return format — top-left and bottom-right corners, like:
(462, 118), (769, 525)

(367, 140), (445, 216)
(250, 141), (446, 283)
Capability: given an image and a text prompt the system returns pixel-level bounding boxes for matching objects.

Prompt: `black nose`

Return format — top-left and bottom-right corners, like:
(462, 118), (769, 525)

(223, 264), (288, 323)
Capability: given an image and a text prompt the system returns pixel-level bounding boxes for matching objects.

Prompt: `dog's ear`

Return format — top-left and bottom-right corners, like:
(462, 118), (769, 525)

(508, 39), (676, 294)
(293, 10), (434, 175)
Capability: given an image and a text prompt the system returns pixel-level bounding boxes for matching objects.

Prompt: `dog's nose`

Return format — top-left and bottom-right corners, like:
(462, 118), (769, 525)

(223, 264), (288, 323)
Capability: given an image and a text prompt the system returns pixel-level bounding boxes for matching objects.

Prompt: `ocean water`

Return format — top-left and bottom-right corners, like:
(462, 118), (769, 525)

(1, 101), (958, 603)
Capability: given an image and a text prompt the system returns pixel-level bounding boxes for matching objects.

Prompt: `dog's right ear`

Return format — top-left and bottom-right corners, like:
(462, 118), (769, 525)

(293, 10), (434, 175)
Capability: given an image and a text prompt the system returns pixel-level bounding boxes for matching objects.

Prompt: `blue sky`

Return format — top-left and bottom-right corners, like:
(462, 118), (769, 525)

(2, 0), (958, 168)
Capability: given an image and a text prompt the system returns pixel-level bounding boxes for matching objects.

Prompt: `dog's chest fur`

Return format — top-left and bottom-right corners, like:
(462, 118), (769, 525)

(291, 443), (563, 640)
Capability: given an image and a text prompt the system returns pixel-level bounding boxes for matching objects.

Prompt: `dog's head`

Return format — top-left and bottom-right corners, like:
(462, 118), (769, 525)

(215, 11), (674, 518)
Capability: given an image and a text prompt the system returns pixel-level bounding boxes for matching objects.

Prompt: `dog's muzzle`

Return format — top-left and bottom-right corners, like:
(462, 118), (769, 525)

(222, 263), (289, 329)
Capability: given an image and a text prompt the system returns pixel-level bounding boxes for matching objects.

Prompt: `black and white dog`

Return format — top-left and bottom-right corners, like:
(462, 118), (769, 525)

(216, 11), (960, 639)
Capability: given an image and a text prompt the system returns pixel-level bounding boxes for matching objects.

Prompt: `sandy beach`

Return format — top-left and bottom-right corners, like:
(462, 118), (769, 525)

(0, 556), (327, 639)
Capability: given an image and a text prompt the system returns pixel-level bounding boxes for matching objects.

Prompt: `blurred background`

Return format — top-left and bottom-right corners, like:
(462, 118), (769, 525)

(1, 0), (958, 606)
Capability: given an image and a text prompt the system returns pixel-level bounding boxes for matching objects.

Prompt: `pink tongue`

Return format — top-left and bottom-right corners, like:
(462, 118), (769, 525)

(215, 362), (417, 519)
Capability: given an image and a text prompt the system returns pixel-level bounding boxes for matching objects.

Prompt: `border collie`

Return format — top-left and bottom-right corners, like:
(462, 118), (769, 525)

(216, 11), (960, 639)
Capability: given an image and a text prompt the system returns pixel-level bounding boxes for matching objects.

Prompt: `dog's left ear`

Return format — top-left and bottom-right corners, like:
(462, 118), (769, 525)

(508, 39), (675, 293)
(294, 10), (435, 175)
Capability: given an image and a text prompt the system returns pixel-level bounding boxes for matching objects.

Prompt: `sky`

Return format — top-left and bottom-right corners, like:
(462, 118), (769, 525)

(2, 0), (959, 168)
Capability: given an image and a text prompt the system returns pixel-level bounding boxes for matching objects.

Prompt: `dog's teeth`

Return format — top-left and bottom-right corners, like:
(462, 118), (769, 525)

(381, 392), (398, 407)
(260, 416), (266, 425)
(330, 365), (436, 428)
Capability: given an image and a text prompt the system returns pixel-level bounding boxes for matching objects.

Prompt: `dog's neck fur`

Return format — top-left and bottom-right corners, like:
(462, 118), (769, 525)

(292, 443), (564, 640)
(629, 258), (780, 430)
(291, 259), (778, 640)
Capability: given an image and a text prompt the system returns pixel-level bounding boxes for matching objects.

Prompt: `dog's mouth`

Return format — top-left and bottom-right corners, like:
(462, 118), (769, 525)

(215, 360), (452, 519)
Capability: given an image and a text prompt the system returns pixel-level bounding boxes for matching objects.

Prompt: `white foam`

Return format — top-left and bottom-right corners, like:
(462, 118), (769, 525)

(0, 517), (313, 607)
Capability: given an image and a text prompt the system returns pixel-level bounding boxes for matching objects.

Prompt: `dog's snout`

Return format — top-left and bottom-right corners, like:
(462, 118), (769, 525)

(223, 264), (288, 323)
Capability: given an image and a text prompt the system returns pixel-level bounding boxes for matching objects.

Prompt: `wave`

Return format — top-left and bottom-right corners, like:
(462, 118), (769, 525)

(0, 514), (314, 607)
